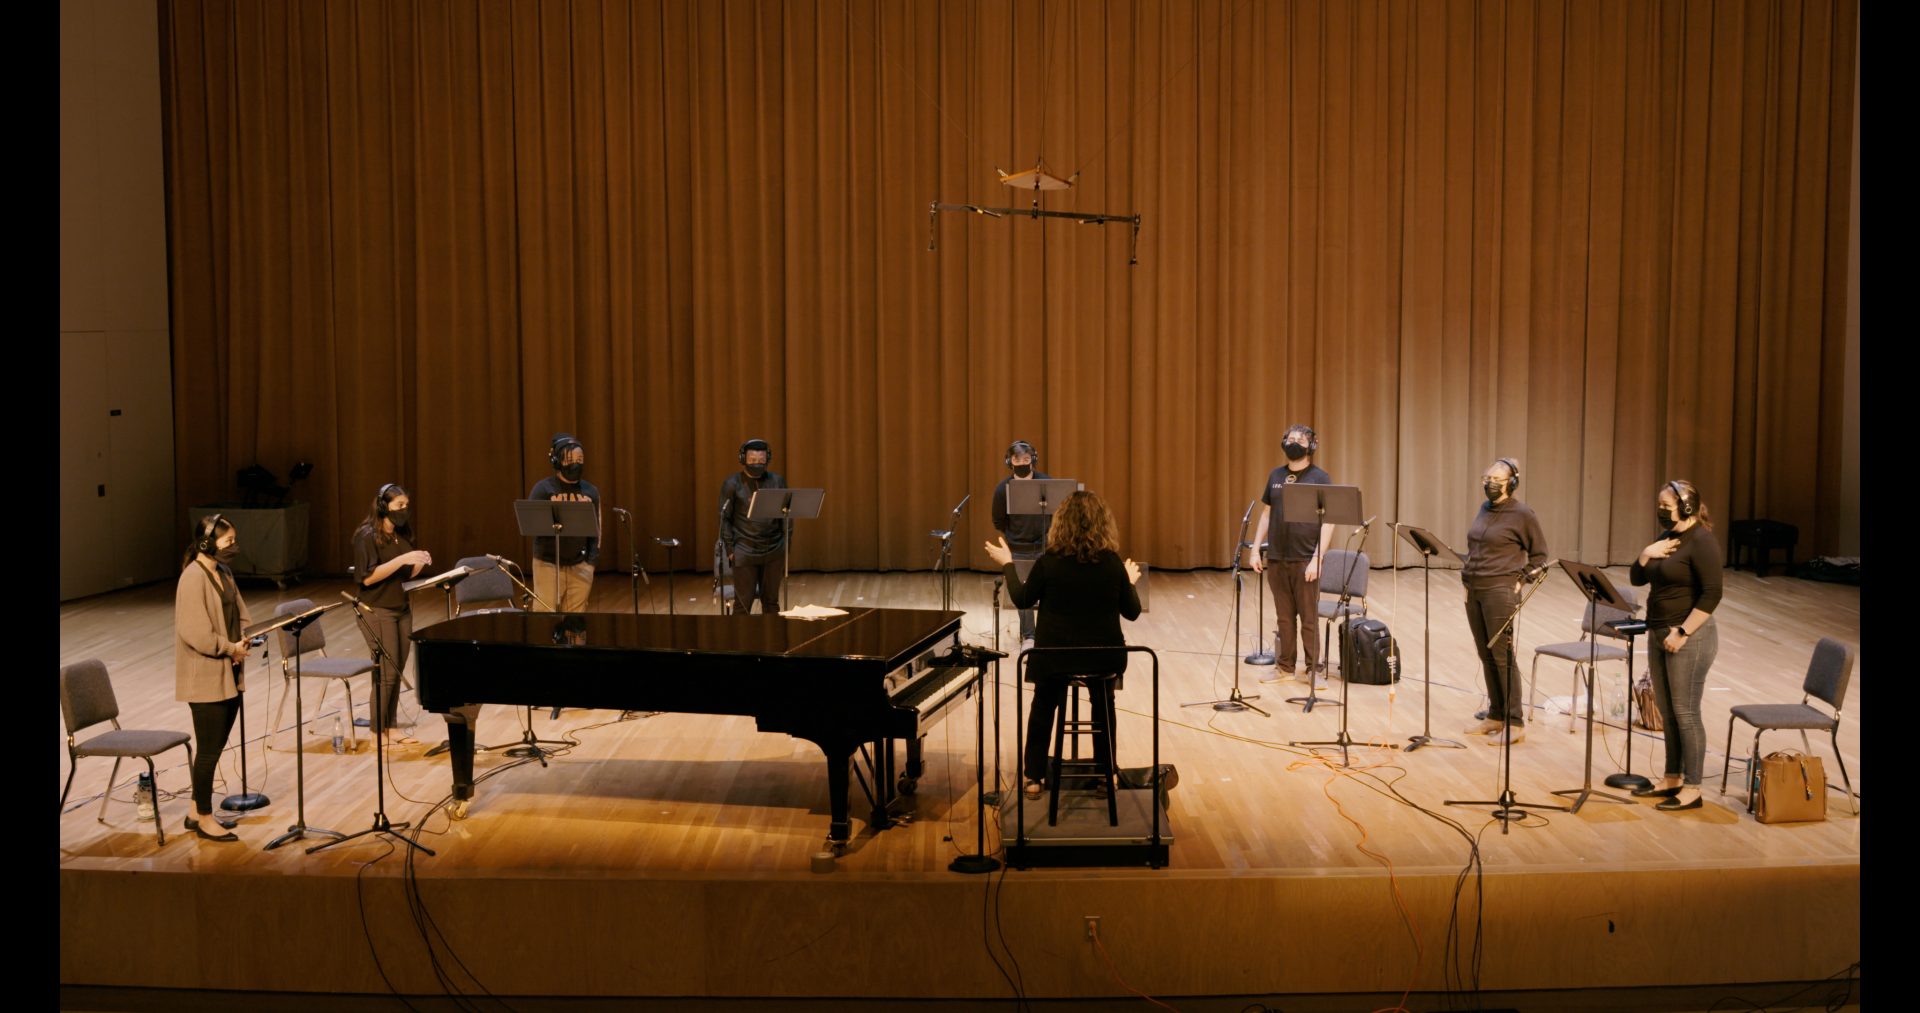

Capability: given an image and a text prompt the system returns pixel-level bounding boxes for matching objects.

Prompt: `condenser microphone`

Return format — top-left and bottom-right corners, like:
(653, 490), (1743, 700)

(339, 591), (372, 614)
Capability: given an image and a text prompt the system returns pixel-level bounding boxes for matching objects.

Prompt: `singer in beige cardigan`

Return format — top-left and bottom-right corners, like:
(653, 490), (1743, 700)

(174, 515), (253, 842)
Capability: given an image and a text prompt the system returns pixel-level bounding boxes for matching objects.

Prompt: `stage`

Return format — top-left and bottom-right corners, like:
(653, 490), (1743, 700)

(58, 565), (1860, 1008)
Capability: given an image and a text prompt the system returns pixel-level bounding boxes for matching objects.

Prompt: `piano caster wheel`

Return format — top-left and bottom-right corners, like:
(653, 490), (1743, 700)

(897, 776), (918, 797)
(447, 800), (470, 821)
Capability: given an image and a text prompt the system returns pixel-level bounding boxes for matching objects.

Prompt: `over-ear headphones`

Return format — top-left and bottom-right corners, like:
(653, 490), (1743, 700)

(739, 438), (773, 466)
(548, 433), (582, 470)
(375, 483), (397, 516)
(1004, 440), (1039, 471)
(195, 514), (226, 556)
(1496, 458), (1520, 494)
(1666, 480), (1698, 519)
(1284, 425), (1318, 454)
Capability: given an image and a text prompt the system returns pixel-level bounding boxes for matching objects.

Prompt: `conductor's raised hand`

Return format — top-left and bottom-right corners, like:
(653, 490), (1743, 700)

(983, 536), (1013, 567)
(1124, 559), (1142, 585)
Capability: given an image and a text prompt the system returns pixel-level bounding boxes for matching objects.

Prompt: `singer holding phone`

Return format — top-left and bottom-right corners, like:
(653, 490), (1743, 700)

(352, 483), (430, 746)
(1461, 458), (1549, 745)
(174, 514), (253, 842)
(1628, 479), (1724, 812)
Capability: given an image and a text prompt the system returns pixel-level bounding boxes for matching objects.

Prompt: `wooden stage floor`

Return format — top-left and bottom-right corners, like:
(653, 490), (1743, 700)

(59, 565), (1861, 1006)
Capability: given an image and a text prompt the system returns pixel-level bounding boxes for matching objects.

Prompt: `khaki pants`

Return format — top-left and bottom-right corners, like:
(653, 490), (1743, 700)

(531, 559), (596, 612)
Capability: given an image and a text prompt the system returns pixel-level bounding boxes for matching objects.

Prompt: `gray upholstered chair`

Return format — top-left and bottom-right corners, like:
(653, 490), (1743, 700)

(1317, 549), (1369, 682)
(1528, 591), (1639, 733)
(452, 556), (520, 616)
(1720, 637), (1857, 815)
(267, 597), (376, 751)
(59, 659), (194, 846)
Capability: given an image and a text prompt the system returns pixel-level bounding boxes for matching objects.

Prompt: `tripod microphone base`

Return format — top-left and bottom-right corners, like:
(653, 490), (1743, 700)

(1446, 793), (1572, 833)
(1605, 772), (1653, 791)
(424, 740), (451, 757)
(1284, 692), (1341, 713)
(220, 790), (270, 812)
(1244, 650), (1276, 666)
(1406, 734), (1467, 752)
(949, 853), (1003, 875)
(1182, 689), (1269, 717)
(981, 790), (1004, 807)
(264, 824), (344, 851)
(1551, 786), (1638, 813)
(306, 816), (435, 857)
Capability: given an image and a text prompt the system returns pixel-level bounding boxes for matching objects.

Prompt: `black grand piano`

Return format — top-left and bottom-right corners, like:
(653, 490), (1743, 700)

(413, 607), (974, 847)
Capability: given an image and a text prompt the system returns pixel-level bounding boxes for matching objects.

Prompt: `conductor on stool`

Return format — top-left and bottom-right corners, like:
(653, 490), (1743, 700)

(984, 490), (1143, 801)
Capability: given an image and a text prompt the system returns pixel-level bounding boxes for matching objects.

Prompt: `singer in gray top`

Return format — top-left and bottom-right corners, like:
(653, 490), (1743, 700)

(1461, 459), (1548, 744)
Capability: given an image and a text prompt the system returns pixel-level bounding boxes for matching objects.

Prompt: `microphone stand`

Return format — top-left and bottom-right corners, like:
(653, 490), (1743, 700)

(1446, 569), (1568, 833)
(1397, 525), (1467, 752)
(309, 594), (434, 857)
(473, 562), (568, 759)
(613, 507), (647, 613)
(980, 578), (1006, 807)
(1289, 524), (1396, 766)
(220, 638), (271, 812)
(1239, 498), (1276, 666)
(946, 642), (1006, 875)
(263, 605), (345, 851)
(1182, 531), (1268, 715)
(930, 494), (970, 612)
(653, 538), (681, 616)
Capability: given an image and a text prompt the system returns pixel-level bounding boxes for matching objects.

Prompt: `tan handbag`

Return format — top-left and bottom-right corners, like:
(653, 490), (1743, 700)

(1754, 750), (1827, 824)
(1631, 676), (1664, 732)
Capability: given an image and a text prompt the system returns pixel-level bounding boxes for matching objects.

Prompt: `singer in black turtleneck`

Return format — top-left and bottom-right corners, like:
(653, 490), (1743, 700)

(352, 483), (431, 746)
(1461, 459), (1548, 745)
(720, 438), (788, 616)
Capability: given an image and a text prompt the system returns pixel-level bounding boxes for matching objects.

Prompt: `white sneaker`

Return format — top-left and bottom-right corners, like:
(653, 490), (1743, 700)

(1486, 726), (1527, 745)
(1466, 718), (1504, 735)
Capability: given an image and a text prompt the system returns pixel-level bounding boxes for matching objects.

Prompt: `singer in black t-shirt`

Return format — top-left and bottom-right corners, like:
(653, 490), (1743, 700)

(352, 483), (430, 745)
(1627, 479), (1725, 812)
(530, 433), (601, 612)
(1251, 425), (1334, 683)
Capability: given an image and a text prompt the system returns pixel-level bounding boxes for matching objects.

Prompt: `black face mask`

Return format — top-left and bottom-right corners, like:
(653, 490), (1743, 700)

(1012, 464), (1033, 478)
(1283, 443), (1309, 462)
(1484, 482), (1505, 503)
(388, 509), (411, 528)
(745, 464), (766, 479)
(214, 545), (239, 565)
(560, 463), (584, 482)
(1656, 509), (1675, 530)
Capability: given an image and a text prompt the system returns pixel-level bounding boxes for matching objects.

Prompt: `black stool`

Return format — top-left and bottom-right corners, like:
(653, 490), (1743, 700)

(1049, 673), (1120, 827)
(1728, 519), (1797, 577)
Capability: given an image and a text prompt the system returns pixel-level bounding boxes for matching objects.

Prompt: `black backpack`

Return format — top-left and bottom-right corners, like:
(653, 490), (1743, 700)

(1342, 618), (1401, 685)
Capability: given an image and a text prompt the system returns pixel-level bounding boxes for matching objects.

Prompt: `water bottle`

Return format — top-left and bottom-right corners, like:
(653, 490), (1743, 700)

(332, 715), (345, 754)
(135, 772), (156, 821)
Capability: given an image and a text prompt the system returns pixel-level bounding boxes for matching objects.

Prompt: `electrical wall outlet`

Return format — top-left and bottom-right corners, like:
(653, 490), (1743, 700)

(1085, 915), (1100, 941)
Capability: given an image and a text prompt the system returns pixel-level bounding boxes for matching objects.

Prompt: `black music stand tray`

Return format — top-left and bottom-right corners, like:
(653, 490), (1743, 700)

(745, 488), (825, 612)
(1396, 525), (1469, 752)
(514, 499), (600, 611)
(1549, 560), (1640, 812)
(1005, 478), (1081, 522)
(256, 601), (347, 851)
(1274, 483), (1362, 714)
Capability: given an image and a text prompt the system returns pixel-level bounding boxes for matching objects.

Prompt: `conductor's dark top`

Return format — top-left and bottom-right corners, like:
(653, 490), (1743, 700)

(992, 472), (1055, 555)
(1003, 550), (1141, 681)
(720, 470), (789, 561)
(1629, 524), (1724, 628)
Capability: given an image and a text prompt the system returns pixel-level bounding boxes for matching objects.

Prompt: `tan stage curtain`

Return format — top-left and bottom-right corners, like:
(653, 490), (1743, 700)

(161, 0), (1857, 575)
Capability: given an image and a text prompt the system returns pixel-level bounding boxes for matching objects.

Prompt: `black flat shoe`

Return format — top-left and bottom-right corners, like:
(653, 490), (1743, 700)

(1655, 794), (1703, 812)
(1632, 785), (1682, 798)
(184, 817), (239, 842)
(205, 812), (240, 829)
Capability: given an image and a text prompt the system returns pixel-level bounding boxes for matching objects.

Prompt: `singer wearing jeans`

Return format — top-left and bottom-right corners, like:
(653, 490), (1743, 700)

(352, 483), (430, 747)
(174, 514), (252, 842)
(1629, 479), (1724, 812)
(1461, 459), (1549, 745)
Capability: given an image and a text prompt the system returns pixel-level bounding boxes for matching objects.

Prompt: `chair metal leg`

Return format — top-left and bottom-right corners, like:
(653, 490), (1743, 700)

(270, 675), (292, 748)
(1748, 729), (1765, 812)
(1721, 715), (1737, 794)
(1048, 699), (1067, 827)
(145, 757), (165, 846)
(1569, 663), (1583, 734)
(1799, 729), (1812, 755)
(1102, 686), (1120, 827)
(98, 757), (125, 824)
(1828, 727), (1857, 815)
(1527, 654), (1540, 719)
(59, 752), (80, 815)
(347, 681), (361, 750)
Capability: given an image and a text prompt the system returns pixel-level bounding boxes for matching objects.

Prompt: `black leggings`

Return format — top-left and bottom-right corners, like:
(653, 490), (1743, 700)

(188, 696), (241, 814)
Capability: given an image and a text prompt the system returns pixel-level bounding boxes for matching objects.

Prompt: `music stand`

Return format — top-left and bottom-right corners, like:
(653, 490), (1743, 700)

(220, 636), (271, 813)
(1287, 489), (1392, 766)
(1395, 525), (1469, 752)
(1445, 568), (1568, 832)
(1600, 612), (1653, 792)
(256, 601), (347, 851)
(1005, 478), (1080, 521)
(307, 597), (434, 858)
(930, 493), (970, 612)
(514, 499), (600, 611)
(1549, 561), (1640, 812)
(745, 488), (824, 611)
(1274, 483), (1363, 714)
(653, 538), (683, 615)
(941, 641), (1007, 875)
(1184, 500), (1267, 714)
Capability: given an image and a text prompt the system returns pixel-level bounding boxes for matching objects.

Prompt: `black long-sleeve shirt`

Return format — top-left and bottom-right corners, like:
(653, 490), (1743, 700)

(1463, 499), (1549, 590)
(1003, 550), (1141, 680)
(529, 475), (602, 565)
(992, 472), (1054, 555)
(1630, 524), (1724, 628)
(719, 470), (788, 560)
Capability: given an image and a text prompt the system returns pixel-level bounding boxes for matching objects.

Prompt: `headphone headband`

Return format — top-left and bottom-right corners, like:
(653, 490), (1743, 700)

(1005, 440), (1039, 471)
(1284, 425), (1318, 454)
(1666, 480), (1698, 519)
(548, 433), (583, 470)
(739, 438), (773, 466)
(1495, 457), (1520, 494)
(196, 513), (227, 556)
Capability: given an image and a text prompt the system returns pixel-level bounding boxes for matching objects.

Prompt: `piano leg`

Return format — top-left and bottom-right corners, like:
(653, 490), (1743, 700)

(445, 707), (478, 817)
(901, 733), (925, 795)
(817, 739), (855, 848)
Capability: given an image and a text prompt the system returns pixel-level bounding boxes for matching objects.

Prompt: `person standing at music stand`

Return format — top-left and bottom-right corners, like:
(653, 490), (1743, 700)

(529, 433), (601, 612)
(174, 514), (252, 842)
(720, 438), (787, 615)
(1250, 425), (1333, 687)
(351, 483), (431, 747)
(992, 439), (1053, 649)
(1628, 479), (1724, 813)
(1461, 458), (1549, 745)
